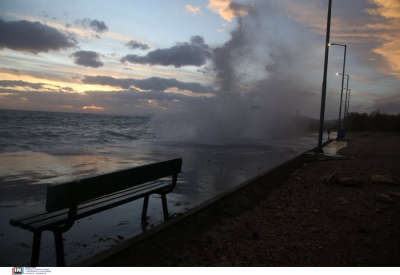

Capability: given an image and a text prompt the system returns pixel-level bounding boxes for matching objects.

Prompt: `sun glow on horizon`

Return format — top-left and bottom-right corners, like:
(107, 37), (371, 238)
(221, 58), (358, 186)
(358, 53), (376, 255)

(83, 105), (105, 110)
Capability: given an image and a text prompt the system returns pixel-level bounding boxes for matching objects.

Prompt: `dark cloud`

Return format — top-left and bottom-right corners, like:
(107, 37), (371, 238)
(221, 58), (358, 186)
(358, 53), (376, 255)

(120, 35), (211, 68)
(89, 19), (108, 33)
(75, 18), (108, 33)
(70, 51), (104, 68)
(0, 87), (189, 103)
(0, 67), (73, 83)
(62, 87), (75, 92)
(0, 88), (87, 109)
(85, 89), (187, 102)
(82, 75), (129, 88)
(133, 77), (216, 94)
(0, 86), (194, 115)
(0, 68), (21, 77)
(0, 80), (76, 92)
(0, 80), (45, 89)
(82, 75), (216, 94)
(125, 40), (150, 50)
(0, 77), (206, 115)
(0, 18), (76, 54)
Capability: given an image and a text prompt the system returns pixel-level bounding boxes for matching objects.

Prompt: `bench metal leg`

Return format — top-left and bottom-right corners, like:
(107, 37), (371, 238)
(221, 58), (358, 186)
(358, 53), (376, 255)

(30, 232), (42, 267)
(141, 195), (149, 222)
(53, 231), (65, 267)
(161, 193), (168, 221)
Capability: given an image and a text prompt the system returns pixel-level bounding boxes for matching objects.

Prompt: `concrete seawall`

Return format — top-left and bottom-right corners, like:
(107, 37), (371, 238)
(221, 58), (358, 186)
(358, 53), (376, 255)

(77, 139), (335, 266)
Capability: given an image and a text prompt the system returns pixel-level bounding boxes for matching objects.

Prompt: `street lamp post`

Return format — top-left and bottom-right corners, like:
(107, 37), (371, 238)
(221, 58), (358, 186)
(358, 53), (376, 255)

(336, 73), (349, 133)
(329, 43), (347, 138)
(343, 87), (349, 120)
(346, 88), (351, 118)
(316, 0), (333, 155)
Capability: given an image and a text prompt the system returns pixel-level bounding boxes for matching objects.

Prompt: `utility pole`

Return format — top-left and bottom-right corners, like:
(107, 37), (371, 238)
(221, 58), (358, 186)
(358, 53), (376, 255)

(338, 45), (347, 137)
(316, 0), (333, 155)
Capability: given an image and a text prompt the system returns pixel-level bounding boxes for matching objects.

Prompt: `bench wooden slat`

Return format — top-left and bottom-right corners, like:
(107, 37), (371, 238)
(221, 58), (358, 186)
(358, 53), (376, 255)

(82, 179), (171, 206)
(27, 181), (171, 232)
(46, 158), (182, 212)
(10, 181), (158, 228)
(11, 181), (171, 231)
(9, 157), (182, 267)
(13, 180), (169, 225)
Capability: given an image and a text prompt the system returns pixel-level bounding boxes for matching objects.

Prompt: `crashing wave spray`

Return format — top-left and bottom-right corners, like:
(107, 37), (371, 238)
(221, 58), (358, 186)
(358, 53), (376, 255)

(151, 1), (319, 143)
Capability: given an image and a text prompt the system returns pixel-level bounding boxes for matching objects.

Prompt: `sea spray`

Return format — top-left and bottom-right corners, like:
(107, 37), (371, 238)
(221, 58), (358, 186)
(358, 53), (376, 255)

(150, 1), (320, 143)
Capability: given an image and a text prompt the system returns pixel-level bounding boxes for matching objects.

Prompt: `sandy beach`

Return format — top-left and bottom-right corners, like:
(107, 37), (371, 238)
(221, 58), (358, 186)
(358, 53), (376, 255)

(90, 132), (400, 267)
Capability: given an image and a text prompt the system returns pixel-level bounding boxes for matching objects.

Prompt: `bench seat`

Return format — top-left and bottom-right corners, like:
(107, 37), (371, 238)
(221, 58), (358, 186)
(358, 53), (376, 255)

(10, 158), (182, 267)
(10, 180), (171, 232)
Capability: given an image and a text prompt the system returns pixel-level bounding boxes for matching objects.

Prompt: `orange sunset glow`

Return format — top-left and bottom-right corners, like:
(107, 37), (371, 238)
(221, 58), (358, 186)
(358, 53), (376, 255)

(83, 106), (105, 110)
(0, 0), (400, 116)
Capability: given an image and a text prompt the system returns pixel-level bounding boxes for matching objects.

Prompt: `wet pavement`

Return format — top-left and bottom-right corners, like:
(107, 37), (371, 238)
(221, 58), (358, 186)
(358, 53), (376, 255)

(0, 133), (331, 266)
(323, 140), (348, 156)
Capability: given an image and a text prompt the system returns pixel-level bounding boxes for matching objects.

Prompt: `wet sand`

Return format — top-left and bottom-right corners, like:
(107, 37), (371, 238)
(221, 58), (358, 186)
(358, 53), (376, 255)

(90, 133), (400, 267)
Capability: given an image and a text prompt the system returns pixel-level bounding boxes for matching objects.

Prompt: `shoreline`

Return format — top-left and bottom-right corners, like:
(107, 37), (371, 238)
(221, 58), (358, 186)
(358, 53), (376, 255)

(77, 138), (332, 267)
(84, 132), (400, 267)
(1, 134), (320, 267)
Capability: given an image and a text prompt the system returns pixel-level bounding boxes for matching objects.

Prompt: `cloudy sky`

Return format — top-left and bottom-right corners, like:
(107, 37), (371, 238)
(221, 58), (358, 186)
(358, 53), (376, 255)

(0, 0), (399, 119)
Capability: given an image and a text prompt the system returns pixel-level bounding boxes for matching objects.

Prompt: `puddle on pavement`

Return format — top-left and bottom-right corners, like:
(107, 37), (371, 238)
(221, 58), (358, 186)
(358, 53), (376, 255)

(323, 141), (348, 156)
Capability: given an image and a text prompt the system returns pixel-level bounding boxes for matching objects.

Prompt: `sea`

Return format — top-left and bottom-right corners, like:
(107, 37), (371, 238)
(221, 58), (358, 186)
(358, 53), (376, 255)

(0, 109), (322, 266)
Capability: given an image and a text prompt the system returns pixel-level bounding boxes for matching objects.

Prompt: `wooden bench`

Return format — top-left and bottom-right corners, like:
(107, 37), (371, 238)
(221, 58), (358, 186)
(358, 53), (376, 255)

(10, 158), (182, 267)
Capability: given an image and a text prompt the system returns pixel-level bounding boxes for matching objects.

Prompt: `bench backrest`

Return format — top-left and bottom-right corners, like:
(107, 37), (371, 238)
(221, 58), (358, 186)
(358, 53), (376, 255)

(46, 158), (182, 212)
